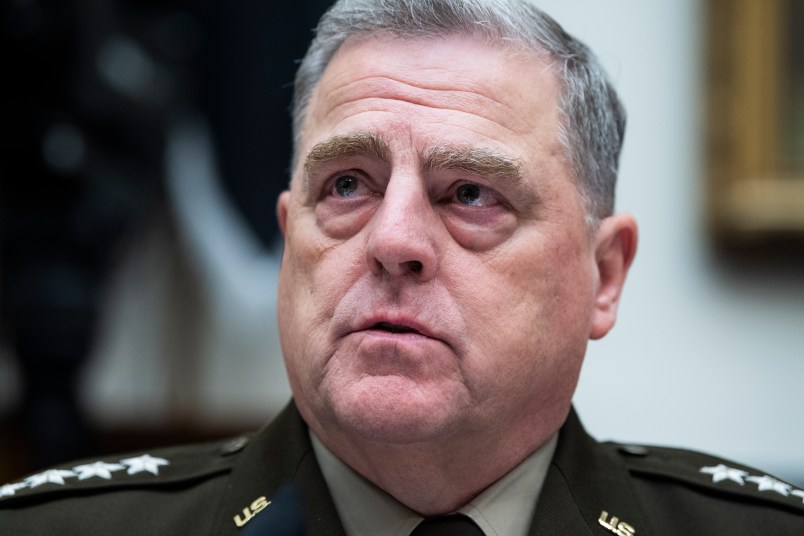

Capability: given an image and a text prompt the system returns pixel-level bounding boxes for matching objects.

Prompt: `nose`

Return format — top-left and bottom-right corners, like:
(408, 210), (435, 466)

(364, 177), (439, 280)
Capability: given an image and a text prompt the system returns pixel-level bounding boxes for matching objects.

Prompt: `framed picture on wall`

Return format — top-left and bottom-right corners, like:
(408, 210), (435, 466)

(707, 0), (804, 249)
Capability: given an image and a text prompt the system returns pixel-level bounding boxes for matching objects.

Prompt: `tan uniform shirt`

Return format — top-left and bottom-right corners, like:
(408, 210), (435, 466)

(312, 432), (558, 536)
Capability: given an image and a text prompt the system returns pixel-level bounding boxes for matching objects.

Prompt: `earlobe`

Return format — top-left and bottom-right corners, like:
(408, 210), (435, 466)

(589, 214), (638, 340)
(277, 191), (290, 236)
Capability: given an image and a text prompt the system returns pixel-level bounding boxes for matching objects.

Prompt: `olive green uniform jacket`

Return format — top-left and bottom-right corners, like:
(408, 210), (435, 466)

(2, 403), (803, 535)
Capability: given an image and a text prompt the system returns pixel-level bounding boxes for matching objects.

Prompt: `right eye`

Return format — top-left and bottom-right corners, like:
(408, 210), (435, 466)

(333, 174), (362, 197)
(315, 171), (381, 239)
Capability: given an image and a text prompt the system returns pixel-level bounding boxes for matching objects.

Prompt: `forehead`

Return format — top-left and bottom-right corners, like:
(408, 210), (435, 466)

(297, 34), (567, 175)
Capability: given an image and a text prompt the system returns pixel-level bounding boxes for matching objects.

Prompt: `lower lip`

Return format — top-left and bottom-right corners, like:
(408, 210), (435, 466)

(349, 329), (448, 354)
(359, 328), (436, 341)
(339, 330), (454, 376)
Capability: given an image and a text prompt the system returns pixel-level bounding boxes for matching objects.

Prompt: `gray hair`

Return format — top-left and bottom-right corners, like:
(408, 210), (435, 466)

(292, 0), (626, 222)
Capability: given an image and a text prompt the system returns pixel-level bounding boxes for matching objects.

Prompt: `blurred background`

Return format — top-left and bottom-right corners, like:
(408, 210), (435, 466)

(1, 0), (802, 487)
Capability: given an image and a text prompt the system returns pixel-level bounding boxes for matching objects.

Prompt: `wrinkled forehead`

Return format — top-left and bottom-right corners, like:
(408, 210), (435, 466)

(336, 31), (557, 80)
(294, 33), (565, 171)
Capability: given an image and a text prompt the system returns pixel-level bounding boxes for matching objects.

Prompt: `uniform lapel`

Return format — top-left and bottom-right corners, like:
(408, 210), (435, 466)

(210, 402), (346, 536)
(528, 408), (653, 536)
(210, 403), (650, 536)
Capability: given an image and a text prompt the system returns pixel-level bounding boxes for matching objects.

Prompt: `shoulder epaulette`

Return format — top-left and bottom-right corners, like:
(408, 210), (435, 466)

(0, 435), (251, 506)
(606, 441), (804, 513)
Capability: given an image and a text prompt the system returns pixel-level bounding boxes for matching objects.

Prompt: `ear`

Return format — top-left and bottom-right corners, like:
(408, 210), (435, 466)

(589, 213), (638, 340)
(277, 190), (290, 236)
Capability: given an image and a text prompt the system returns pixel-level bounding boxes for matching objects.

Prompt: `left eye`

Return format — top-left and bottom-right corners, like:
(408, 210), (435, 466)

(454, 182), (498, 207)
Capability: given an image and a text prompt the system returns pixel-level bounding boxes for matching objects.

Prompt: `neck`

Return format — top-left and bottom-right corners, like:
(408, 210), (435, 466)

(315, 428), (552, 516)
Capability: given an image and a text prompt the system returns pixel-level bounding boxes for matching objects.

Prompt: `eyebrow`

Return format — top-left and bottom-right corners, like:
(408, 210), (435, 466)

(302, 134), (535, 206)
(422, 145), (524, 184)
(304, 132), (391, 173)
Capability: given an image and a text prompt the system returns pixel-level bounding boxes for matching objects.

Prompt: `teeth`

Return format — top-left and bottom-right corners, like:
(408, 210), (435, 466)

(373, 322), (415, 334)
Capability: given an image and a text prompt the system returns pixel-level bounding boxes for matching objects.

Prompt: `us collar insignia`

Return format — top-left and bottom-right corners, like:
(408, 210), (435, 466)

(234, 496), (271, 528)
(598, 511), (636, 535)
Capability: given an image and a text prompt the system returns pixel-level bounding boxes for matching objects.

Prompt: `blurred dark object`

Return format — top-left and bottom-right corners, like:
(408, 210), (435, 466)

(0, 0), (331, 482)
(0, 0), (186, 472)
(198, 1), (332, 246)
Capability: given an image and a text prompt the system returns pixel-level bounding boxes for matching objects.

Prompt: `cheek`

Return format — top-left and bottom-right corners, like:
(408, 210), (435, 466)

(454, 240), (593, 411)
(280, 212), (369, 342)
(278, 218), (336, 346)
(457, 232), (595, 351)
(279, 230), (347, 400)
(283, 212), (344, 294)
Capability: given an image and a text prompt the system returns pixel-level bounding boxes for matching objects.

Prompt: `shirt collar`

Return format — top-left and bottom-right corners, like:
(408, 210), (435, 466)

(311, 432), (557, 536)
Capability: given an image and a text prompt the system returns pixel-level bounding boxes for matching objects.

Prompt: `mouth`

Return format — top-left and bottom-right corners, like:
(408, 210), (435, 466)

(369, 321), (420, 335)
(344, 313), (455, 350)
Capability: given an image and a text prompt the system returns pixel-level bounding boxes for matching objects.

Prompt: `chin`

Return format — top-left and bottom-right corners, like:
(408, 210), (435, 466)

(325, 376), (466, 445)
(338, 410), (449, 445)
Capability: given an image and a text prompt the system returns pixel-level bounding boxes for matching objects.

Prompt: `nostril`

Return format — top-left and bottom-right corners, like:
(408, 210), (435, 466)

(408, 261), (423, 273)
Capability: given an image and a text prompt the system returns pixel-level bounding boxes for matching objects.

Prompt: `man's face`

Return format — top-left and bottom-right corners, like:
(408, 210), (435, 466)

(278, 35), (623, 452)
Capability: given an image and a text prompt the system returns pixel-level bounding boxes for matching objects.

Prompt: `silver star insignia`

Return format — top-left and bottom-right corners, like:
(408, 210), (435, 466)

(746, 475), (792, 496)
(25, 469), (77, 488)
(1, 482), (28, 497)
(72, 461), (126, 480)
(700, 464), (749, 485)
(120, 454), (169, 476)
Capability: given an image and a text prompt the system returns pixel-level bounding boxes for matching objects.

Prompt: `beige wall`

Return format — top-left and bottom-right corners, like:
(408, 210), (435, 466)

(538, 0), (804, 484)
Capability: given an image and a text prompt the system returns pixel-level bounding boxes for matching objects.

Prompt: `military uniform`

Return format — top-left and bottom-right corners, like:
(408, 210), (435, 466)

(2, 403), (803, 535)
